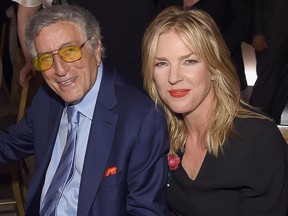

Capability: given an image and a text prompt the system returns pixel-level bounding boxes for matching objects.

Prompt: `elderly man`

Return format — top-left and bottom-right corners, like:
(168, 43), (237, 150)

(0, 5), (169, 215)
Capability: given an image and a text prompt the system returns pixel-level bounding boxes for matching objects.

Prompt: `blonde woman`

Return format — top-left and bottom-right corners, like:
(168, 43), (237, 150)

(142, 6), (288, 215)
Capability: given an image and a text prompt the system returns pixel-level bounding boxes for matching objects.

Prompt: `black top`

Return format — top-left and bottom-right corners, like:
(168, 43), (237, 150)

(167, 117), (288, 216)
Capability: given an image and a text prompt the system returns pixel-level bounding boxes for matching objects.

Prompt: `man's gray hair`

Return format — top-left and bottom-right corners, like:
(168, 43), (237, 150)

(25, 5), (105, 58)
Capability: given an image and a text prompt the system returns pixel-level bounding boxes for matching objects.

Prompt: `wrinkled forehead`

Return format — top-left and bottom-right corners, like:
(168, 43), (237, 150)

(34, 22), (85, 54)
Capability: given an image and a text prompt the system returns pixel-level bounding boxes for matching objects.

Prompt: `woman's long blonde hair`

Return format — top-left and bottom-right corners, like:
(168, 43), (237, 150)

(142, 7), (269, 157)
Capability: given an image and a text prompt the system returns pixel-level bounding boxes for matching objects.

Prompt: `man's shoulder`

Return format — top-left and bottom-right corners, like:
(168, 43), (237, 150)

(102, 64), (153, 105)
(115, 81), (154, 108)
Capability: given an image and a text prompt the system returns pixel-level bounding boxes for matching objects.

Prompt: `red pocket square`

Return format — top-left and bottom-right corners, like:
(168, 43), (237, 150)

(104, 166), (117, 177)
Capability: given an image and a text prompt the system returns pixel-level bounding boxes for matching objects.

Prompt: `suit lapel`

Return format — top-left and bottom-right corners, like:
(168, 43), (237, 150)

(77, 66), (118, 215)
(44, 99), (65, 165)
(27, 89), (64, 213)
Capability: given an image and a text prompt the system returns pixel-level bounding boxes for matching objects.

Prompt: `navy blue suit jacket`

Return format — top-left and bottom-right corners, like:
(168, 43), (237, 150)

(0, 65), (169, 215)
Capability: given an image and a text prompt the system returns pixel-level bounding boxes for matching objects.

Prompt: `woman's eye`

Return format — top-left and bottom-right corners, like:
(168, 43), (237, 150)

(155, 61), (167, 67)
(185, 59), (198, 64)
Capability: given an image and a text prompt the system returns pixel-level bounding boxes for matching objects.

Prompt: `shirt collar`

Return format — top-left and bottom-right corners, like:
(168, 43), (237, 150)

(73, 63), (103, 120)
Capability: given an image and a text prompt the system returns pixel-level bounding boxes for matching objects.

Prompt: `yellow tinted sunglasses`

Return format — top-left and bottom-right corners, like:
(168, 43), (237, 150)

(32, 37), (92, 72)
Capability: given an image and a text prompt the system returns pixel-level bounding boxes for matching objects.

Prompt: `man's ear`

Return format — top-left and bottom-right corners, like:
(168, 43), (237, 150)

(95, 39), (102, 66)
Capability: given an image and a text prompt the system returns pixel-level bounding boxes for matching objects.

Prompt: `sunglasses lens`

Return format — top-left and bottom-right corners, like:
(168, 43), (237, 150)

(32, 45), (83, 72)
(32, 53), (53, 72)
(59, 46), (82, 62)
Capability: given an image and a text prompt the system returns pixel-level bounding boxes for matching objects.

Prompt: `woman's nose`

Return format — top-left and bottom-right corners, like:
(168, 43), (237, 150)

(168, 66), (183, 85)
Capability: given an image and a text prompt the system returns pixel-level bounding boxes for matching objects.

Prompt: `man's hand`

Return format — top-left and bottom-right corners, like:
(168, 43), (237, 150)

(183, 0), (200, 9)
(252, 34), (267, 52)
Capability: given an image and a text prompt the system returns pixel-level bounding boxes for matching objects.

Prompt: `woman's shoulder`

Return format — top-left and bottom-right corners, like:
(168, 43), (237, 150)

(232, 117), (287, 157)
(235, 116), (276, 131)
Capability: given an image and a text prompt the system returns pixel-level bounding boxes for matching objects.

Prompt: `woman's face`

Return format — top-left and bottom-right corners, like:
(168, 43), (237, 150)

(153, 30), (214, 116)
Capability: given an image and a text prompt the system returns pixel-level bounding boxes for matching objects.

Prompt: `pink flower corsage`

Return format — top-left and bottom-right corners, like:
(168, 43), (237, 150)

(167, 154), (181, 170)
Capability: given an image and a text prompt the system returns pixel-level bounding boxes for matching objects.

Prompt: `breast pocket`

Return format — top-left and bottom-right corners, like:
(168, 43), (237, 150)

(94, 170), (128, 214)
(100, 170), (125, 187)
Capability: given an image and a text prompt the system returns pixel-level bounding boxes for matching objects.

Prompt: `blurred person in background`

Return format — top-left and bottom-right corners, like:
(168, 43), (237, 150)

(248, 0), (288, 124)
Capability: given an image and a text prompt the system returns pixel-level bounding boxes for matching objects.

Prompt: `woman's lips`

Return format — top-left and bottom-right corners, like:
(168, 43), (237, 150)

(168, 89), (190, 98)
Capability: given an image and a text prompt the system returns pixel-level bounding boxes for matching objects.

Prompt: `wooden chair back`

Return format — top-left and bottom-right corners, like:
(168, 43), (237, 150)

(278, 125), (288, 144)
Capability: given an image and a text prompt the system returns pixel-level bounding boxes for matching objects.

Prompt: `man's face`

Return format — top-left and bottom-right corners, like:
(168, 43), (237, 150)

(34, 21), (101, 103)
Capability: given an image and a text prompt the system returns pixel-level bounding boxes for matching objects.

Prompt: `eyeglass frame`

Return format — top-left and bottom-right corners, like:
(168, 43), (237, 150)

(32, 36), (93, 72)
